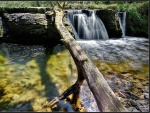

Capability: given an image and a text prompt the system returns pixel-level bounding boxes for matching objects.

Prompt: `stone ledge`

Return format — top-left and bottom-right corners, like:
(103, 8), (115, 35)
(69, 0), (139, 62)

(0, 7), (53, 14)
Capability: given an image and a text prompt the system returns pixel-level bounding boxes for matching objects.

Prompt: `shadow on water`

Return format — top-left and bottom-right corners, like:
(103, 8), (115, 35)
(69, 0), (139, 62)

(37, 45), (59, 100)
(0, 42), (63, 111)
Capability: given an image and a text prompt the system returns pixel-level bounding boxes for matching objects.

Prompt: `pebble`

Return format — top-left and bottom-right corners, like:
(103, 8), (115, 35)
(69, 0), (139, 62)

(139, 95), (145, 100)
(144, 86), (149, 92)
(125, 81), (133, 87)
(121, 73), (133, 78)
(46, 108), (52, 112)
(16, 104), (22, 108)
(132, 108), (140, 112)
(13, 94), (20, 100)
(138, 106), (149, 112)
(134, 82), (143, 89)
(136, 100), (146, 105)
(144, 93), (149, 99)
(126, 107), (134, 111)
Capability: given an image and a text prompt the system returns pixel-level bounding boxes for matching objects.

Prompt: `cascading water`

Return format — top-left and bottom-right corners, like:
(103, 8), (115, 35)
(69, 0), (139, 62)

(0, 17), (4, 37)
(116, 12), (126, 37)
(67, 10), (109, 40)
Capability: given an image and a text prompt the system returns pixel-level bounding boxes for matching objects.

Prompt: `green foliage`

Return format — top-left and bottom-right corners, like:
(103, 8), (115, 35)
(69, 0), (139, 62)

(0, 1), (148, 37)
(110, 1), (148, 37)
(0, 1), (52, 8)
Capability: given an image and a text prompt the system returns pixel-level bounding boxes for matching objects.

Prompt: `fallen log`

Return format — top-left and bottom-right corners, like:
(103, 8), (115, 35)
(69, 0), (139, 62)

(49, 9), (128, 112)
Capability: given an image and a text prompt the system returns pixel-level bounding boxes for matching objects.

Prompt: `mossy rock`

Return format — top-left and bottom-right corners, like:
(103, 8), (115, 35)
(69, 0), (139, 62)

(96, 9), (122, 38)
(0, 10), (61, 44)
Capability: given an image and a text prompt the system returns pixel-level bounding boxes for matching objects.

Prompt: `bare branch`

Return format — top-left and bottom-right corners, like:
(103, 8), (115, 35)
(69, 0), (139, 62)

(57, 1), (63, 9)
(62, 2), (66, 9)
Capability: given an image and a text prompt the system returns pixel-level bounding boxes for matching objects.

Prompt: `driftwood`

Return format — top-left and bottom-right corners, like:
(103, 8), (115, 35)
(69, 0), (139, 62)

(48, 9), (128, 112)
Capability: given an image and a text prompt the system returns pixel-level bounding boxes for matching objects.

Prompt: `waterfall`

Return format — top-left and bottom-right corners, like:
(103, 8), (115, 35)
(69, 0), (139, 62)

(116, 12), (126, 37)
(67, 10), (109, 40)
(0, 17), (4, 37)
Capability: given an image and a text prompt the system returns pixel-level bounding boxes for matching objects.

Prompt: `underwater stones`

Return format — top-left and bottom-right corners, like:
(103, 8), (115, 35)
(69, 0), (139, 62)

(0, 55), (7, 64)
(25, 60), (39, 70)
(144, 86), (149, 93)
(134, 82), (143, 89)
(144, 93), (149, 99)
(120, 73), (132, 78)
(0, 79), (8, 88)
(4, 86), (23, 94)
(12, 94), (20, 100)
(139, 94), (145, 100)
(136, 100), (146, 105)
(45, 108), (52, 112)
(132, 108), (140, 112)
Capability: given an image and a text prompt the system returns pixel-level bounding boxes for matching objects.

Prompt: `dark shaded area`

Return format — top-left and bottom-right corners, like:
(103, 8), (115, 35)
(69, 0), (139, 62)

(126, 11), (148, 38)
(37, 45), (60, 101)
(0, 37), (61, 46)
(10, 100), (33, 111)
(0, 42), (62, 111)
(0, 10), (61, 45)
(96, 9), (122, 38)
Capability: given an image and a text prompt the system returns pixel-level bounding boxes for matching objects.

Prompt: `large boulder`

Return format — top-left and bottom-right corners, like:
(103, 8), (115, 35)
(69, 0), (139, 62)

(0, 8), (61, 45)
(3, 13), (48, 38)
(96, 9), (122, 38)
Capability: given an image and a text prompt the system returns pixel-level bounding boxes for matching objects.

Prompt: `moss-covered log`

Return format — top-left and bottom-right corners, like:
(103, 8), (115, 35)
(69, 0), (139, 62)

(49, 9), (128, 112)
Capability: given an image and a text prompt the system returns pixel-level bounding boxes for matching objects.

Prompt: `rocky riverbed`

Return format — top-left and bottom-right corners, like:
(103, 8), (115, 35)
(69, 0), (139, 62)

(76, 37), (149, 112)
(0, 40), (149, 112)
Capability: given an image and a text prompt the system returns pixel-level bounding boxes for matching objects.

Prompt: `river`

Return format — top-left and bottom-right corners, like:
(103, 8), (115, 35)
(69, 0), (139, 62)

(0, 36), (149, 112)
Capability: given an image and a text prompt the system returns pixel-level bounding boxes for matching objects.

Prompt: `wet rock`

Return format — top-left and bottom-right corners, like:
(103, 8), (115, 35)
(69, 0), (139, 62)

(26, 60), (39, 69)
(144, 93), (149, 99)
(16, 104), (22, 108)
(46, 108), (52, 112)
(139, 94), (145, 100)
(12, 94), (20, 100)
(144, 86), (149, 93)
(96, 9), (122, 38)
(19, 102), (33, 111)
(136, 100), (146, 105)
(1, 11), (61, 43)
(134, 82), (143, 89)
(126, 107), (134, 112)
(121, 73), (132, 78)
(125, 81), (133, 87)
(138, 106), (149, 112)
(132, 108), (140, 112)
(32, 105), (42, 111)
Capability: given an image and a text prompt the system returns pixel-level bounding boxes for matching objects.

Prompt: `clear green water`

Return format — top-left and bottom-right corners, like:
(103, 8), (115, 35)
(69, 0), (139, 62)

(0, 43), (74, 111)
(0, 39), (149, 112)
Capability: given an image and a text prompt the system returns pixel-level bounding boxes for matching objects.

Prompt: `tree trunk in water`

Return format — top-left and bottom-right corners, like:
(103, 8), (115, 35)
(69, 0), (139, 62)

(53, 9), (128, 112)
